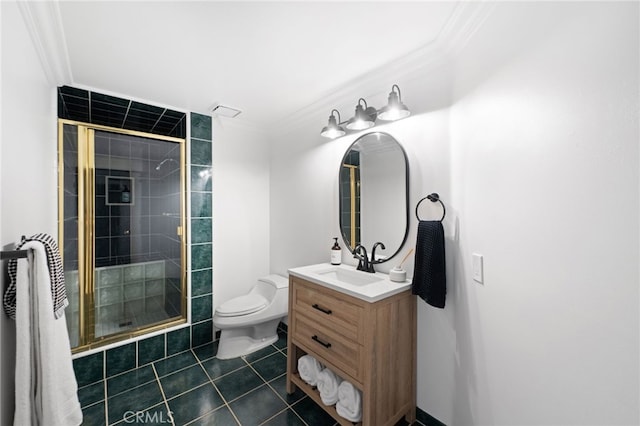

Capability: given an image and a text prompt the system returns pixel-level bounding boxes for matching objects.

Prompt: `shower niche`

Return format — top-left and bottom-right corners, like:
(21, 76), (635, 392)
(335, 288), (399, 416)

(59, 120), (187, 351)
(106, 176), (135, 205)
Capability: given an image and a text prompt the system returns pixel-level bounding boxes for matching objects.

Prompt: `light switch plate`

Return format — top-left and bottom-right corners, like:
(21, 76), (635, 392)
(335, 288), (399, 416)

(472, 253), (483, 284)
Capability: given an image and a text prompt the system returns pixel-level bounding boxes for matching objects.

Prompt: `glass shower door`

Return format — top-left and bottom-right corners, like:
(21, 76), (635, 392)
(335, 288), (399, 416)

(59, 121), (186, 350)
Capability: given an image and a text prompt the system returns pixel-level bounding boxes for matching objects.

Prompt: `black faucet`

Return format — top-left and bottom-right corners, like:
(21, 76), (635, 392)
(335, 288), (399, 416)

(353, 244), (372, 273)
(371, 242), (386, 266)
(353, 243), (387, 273)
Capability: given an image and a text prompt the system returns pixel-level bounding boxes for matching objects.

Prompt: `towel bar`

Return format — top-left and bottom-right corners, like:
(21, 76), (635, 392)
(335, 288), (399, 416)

(0, 250), (29, 260)
(415, 193), (446, 222)
(1, 236), (30, 259)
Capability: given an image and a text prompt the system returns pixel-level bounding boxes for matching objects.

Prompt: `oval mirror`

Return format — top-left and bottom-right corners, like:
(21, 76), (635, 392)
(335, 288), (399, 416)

(339, 132), (409, 263)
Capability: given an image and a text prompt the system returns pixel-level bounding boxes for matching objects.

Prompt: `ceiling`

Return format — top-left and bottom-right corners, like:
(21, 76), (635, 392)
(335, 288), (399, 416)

(54, 1), (459, 127)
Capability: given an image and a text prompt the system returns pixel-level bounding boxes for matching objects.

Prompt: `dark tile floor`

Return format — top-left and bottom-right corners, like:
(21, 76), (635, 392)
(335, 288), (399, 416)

(78, 328), (422, 426)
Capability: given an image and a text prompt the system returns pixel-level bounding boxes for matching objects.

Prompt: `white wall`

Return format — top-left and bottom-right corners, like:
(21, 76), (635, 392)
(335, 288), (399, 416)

(270, 2), (639, 425)
(0, 2), (58, 424)
(212, 118), (271, 307)
(270, 125), (341, 275)
(439, 3), (638, 425)
(269, 51), (453, 277)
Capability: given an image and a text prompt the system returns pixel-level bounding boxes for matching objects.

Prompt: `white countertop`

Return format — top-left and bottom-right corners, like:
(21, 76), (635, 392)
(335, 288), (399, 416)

(288, 263), (412, 303)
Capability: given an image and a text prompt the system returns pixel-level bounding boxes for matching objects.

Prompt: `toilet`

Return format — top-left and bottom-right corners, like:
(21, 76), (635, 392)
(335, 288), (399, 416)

(213, 274), (289, 359)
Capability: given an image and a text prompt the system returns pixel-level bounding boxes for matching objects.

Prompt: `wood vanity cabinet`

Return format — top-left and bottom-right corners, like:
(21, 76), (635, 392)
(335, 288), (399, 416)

(286, 275), (416, 426)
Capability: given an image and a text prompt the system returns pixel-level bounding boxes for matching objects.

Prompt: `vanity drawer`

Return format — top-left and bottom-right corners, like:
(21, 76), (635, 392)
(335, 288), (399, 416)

(292, 311), (363, 382)
(292, 277), (365, 345)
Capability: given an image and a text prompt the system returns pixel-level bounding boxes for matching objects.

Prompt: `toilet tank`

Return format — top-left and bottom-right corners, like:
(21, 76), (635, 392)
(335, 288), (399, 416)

(251, 274), (288, 300)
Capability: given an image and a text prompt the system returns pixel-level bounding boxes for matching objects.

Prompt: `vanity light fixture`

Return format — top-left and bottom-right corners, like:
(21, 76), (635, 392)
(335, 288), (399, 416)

(320, 109), (346, 139)
(320, 84), (410, 139)
(345, 98), (377, 131)
(378, 84), (410, 121)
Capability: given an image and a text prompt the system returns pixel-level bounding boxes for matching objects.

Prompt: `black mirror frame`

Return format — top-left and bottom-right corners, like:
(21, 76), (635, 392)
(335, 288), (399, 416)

(338, 131), (410, 263)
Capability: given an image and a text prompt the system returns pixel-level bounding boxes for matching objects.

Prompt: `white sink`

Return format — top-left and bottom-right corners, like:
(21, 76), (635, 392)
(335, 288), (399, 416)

(288, 263), (411, 303)
(316, 267), (384, 286)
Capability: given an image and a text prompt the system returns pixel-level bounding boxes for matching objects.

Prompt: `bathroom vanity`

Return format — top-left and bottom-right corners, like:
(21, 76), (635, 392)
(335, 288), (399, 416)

(286, 263), (416, 426)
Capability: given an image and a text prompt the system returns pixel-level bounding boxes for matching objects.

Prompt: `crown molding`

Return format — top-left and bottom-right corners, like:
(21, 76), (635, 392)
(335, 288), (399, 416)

(17, 0), (73, 86)
(437, 0), (497, 56)
(270, 1), (495, 137)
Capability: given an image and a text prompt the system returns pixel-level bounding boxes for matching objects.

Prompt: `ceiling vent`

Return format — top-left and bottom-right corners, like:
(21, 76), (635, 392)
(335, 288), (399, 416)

(210, 103), (242, 118)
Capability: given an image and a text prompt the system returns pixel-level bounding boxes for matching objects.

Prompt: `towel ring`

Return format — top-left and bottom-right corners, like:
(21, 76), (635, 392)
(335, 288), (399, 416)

(415, 193), (446, 222)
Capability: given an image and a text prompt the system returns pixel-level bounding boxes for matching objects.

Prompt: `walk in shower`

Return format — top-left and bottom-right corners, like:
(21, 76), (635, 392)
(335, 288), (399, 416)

(59, 120), (186, 351)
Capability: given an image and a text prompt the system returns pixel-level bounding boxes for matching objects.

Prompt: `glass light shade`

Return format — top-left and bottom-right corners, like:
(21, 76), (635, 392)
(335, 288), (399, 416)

(320, 114), (345, 139)
(346, 104), (376, 131)
(378, 91), (410, 121)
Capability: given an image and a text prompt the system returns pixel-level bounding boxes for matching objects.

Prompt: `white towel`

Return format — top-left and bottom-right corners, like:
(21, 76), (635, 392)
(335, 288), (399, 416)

(336, 380), (362, 423)
(297, 355), (323, 386)
(316, 368), (343, 406)
(14, 242), (82, 426)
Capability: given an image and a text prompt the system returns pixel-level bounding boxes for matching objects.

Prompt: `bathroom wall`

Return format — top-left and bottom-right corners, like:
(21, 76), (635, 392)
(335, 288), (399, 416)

(0, 2), (58, 424)
(440, 3), (639, 424)
(270, 2), (638, 425)
(212, 118), (271, 308)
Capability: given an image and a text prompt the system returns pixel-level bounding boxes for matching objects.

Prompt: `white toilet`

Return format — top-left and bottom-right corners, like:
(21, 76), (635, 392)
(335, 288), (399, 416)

(213, 274), (289, 359)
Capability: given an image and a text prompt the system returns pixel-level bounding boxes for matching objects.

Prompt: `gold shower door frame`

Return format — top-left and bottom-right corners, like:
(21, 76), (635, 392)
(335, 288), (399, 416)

(342, 163), (358, 247)
(58, 119), (187, 353)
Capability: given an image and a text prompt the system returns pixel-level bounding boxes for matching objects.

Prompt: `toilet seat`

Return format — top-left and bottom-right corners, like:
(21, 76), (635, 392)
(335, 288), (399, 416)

(216, 294), (268, 317)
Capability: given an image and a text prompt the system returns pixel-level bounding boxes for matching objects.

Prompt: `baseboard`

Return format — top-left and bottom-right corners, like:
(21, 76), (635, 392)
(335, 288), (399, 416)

(416, 407), (446, 426)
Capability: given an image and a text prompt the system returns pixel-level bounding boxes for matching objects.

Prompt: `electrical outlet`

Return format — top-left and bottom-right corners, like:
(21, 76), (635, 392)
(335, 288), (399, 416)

(472, 253), (483, 284)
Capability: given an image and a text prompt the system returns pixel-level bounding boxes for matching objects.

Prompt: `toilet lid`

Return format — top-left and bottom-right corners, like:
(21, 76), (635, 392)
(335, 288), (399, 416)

(216, 294), (268, 317)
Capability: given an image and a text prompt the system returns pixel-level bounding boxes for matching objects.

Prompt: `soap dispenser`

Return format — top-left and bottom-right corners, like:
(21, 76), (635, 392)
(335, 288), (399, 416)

(330, 237), (341, 265)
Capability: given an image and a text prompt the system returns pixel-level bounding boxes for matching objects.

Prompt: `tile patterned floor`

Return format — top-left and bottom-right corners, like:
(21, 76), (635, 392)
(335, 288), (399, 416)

(78, 328), (423, 426)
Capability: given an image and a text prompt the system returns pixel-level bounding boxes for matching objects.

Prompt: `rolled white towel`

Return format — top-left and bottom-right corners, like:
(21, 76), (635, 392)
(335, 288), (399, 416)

(316, 368), (343, 406)
(336, 380), (362, 422)
(297, 355), (323, 386)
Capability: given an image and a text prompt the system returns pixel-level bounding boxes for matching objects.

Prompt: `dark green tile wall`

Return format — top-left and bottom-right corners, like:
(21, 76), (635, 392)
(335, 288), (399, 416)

(190, 112), (213, 348)
(73, 352), (104, 387)
(166, 327), (191, 356)
(106, 342), (136, 377)
(138, 334), (166, 365)
(73, 111), (214, 387)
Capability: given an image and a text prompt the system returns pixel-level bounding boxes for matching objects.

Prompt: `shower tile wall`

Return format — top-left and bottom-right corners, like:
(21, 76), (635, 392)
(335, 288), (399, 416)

(188, 113), (214, 347)
(73, 113), (213, 391)
(58, 86), (187, 138)
(94, 132), (179, 268)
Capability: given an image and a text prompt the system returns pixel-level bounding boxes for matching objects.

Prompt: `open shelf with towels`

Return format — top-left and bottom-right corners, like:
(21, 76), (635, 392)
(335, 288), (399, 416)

(290, 371), (361, 426)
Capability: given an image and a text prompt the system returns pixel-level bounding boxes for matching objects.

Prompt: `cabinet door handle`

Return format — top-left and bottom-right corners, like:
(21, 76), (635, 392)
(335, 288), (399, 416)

(311, 335), (332, 348)
(312, 304), (332, 315)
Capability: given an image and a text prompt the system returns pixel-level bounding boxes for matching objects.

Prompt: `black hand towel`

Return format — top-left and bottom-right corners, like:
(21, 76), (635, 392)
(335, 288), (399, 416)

(411, 221), (446, 308)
